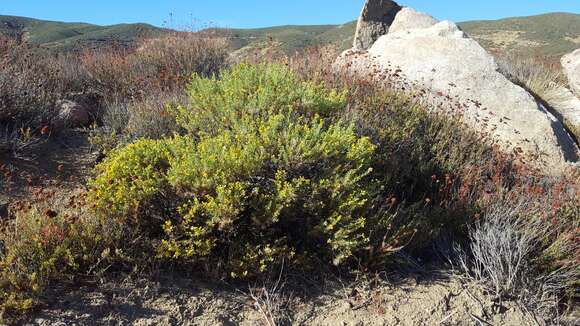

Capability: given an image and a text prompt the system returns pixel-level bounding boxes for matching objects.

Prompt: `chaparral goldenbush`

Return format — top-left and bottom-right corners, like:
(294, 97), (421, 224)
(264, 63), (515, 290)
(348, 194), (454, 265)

(88, 64), (409, 278)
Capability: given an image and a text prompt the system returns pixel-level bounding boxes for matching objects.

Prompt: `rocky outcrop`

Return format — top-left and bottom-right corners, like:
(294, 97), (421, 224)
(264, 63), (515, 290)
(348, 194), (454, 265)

(548, 86), (580, 142)
(54, 99), (90, 128)
(353, 0), (401, 50)
(562, 49), (580, 98)
(337, 4), (579, 172)
(388, 7), (438, 34)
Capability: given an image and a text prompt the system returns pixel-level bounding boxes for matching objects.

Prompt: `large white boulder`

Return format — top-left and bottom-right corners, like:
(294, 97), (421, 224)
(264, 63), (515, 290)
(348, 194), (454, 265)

(562, 49), (580, 98)
(388, 7), (438, 34)
(337, 10), (578, 172)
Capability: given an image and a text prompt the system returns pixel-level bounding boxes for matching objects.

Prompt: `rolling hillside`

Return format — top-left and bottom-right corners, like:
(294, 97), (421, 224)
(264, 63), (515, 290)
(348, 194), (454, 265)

(460, 12), (580, 58)
(209, 12), (579, 59)
(204, 21), (356, 54)
(0, 15), (167, 51)
(1, 12), (578, 58)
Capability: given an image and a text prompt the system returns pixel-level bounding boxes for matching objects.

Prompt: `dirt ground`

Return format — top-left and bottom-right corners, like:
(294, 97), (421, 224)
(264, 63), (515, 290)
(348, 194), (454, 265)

(0, 130), (98, 216)
(27, 271), (544, 326)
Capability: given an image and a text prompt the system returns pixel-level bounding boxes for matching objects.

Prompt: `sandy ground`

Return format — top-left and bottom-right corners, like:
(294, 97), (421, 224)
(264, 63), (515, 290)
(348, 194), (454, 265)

(27, 271), (548, 326)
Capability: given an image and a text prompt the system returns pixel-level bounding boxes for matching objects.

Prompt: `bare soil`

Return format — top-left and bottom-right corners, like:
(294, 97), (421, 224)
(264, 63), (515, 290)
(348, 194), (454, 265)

(0, 130), (98, 216)
(27, 272), (540, 326)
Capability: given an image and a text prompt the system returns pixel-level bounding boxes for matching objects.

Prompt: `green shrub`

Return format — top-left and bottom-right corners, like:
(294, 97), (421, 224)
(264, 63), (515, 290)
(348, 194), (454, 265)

(91, 119), (379, 277)
(0, 197), (113, 320)
(171, 63), (347, 136)
(163, 115), (377, 276)
(89, 64), (409, 277)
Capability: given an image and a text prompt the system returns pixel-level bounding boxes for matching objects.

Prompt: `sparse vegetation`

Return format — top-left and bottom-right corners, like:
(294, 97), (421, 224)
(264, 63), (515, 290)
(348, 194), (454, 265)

(456, 199), (578, 320)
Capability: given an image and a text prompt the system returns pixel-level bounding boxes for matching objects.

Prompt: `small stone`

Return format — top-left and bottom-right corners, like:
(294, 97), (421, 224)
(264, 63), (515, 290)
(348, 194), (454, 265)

(55, 99), (90, 128)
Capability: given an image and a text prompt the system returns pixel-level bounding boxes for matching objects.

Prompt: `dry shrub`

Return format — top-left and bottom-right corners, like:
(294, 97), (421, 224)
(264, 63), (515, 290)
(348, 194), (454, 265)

(457, 198), (578, 321)
(81, 33), (229, 100)
(0, 35), (94, 127)
(133, 33), (229, 89)
(91, 90), (185, 154)
(0, 38), (58, 127)
(125, 90), (184, 139)
(1, 32), (228, 142)
(462, 201), (550, 296)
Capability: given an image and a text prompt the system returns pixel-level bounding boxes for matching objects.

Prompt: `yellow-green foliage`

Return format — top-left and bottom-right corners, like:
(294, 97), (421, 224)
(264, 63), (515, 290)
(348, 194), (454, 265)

(171, 63), (346, 136)
(91, 116), (377, 277)
(89, 139), (173, 221)
(0, 202), (111, 320)
(90, 64), (381, 277)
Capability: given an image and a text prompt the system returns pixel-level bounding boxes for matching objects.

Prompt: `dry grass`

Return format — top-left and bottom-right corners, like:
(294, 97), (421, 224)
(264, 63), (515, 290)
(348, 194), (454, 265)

(496, 54), (580, 140)
(245, 262), (293, 326)
(497, 54), (567, 104)
(0, 126), (45, 160)
(0, 32), (228, 156)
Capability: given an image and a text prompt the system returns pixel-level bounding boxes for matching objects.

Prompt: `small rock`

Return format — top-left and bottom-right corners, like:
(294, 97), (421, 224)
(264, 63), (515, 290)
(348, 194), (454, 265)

(0, 201), (8, 218)
(55, 99), (91, 128)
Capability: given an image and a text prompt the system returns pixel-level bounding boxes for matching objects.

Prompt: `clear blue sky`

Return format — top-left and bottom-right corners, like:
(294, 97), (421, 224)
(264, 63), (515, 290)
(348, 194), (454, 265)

(1, 0), (579, 29)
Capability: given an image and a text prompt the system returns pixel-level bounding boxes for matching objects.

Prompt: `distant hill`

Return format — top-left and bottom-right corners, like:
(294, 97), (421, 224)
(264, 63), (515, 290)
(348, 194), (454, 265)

(207, 12), (580, 60)
(205, 21), (357, 54)
(1, 12), (578, 58)
(459, 12), (580, 58)
(0, 15), (168, 51)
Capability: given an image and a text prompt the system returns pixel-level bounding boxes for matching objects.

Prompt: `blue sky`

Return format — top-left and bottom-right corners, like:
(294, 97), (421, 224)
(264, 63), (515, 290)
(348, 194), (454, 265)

(1, 0), (579, 29)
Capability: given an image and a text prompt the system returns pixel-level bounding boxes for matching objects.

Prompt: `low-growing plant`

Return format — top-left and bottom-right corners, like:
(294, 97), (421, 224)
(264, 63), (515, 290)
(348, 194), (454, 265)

(455, 199), (579, 321)
(0, 190), (117, 321)
(89, 64), (400, 277)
